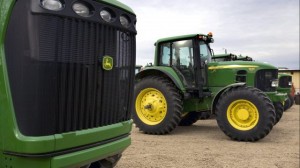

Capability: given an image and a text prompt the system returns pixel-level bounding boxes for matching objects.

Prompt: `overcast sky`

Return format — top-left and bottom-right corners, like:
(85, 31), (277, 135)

(121, 0), (299, 69)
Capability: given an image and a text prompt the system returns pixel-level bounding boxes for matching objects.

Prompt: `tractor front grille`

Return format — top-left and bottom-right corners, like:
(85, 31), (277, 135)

(255, 69), (278, 92)
(4, 1), (136, 136)
(279, 76), (292, 88)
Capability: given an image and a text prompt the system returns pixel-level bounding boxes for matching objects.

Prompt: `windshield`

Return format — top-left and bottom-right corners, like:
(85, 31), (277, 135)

(199, 41), (212, 63)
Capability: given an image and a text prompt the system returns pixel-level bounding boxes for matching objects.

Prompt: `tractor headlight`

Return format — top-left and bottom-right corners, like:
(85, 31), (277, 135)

(41, 0), (64, 11)
(288, 81), (292, 86)
(100, 10), (113, 22)
(271, 79), (279, 87)
(72, 2), (92, 17)
(120, 15), (130, 28)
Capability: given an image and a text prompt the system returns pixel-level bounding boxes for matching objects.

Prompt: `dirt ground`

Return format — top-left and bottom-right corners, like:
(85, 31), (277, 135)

(116, 105), (300, 168)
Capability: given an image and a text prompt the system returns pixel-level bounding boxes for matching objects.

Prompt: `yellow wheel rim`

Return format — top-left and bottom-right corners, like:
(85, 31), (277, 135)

(135, 88), (167, 125)
(227, 99), (259, 131)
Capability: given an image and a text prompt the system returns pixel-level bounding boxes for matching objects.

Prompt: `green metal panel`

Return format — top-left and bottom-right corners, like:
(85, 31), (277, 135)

(0, 0), (134, 167)
(54, 121), (132, 151)
(51, 137), (131, 168)
(266, 92), (287, 103)
(136, 66), (186, 91)
(183, 97), (213, 112)
(0, 136), (130, 168)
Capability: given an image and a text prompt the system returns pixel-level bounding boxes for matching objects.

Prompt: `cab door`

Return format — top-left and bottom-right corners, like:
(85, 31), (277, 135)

(159, 39), (196, 88)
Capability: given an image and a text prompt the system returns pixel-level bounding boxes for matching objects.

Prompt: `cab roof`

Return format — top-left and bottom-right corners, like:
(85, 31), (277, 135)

(156, 33), (208, 44)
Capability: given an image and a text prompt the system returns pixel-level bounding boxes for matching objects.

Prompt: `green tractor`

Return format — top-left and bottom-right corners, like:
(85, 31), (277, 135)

(213, 53), (293, 112)
(1, 0), (136, 167)
(133, 33), (286, 142)
(278, 73), (295, 110)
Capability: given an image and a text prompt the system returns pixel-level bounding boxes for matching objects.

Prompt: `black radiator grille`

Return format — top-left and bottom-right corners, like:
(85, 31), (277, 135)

(255, 69), (278, 92)
(279, 76), (292, 88)
(5, 12), (136, 136)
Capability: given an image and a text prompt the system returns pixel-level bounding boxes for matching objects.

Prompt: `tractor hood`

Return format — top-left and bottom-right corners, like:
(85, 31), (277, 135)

(207, 61), (278, 88)
(208, 60), (277, 71)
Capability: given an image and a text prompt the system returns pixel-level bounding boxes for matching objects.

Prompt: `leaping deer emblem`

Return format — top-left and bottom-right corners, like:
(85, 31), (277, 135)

(103, 56), (113, 70)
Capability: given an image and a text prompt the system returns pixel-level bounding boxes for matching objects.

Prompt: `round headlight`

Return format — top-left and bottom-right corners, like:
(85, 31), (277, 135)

(120, 15), (130, 28)
(41, 0), (63, 11)
(100, 10), (112, 22)
(72, 2), (91, 17)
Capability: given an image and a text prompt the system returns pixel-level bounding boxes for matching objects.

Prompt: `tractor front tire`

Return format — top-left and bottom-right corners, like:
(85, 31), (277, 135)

(288, 94), (294, 108)
(133, 76), (183, 134)
(215, 86), (276, 141)
(284, 94), (294, 111)
(273, 102), (284, 125)
(179, 112), (199, 126)
(283, 98), (291, 111)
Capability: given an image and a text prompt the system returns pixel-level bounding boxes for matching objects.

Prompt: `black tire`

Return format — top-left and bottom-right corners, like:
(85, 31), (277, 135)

(283, 98), (291, 111)
(179, 112), (199, 126)
(133, 76), (183, 134)
(89, 154), (121, 168)
(288, 94), (294, 108)
(198, 111), (212, 120)
(273, 102), (284, 125)
(215, 86), (276, 142)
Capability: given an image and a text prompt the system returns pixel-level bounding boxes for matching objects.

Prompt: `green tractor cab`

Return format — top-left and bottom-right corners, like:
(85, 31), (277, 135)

(134, 33), (286, 142)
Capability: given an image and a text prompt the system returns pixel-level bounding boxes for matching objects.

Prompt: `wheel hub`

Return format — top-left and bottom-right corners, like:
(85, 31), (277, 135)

(136, 88), (167, 125)
(237, 109), (250, 121)
(227, 99), (259, 131)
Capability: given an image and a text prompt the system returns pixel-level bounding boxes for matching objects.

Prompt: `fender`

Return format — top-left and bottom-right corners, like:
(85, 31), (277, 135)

(135, 68), (185, 91)
(211, 83), (246, 113)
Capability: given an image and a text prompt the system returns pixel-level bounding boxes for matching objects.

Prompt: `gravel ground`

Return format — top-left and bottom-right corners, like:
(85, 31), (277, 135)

(116, 105), (300, 168)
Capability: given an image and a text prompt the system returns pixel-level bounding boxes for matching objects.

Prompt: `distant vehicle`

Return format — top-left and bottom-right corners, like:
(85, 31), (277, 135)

(213, 53), (293, 111)
(277, 73), (295, 110)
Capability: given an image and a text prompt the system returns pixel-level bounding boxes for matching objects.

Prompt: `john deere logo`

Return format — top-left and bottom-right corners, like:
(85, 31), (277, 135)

(103, 56), (113, 70)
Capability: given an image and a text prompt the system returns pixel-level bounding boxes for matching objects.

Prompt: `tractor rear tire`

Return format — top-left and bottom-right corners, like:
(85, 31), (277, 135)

(179, 112), (199, 126)
(273, 102), (284, 125)
(133, 76), (183, 134)
(215, 86), (275, 142)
